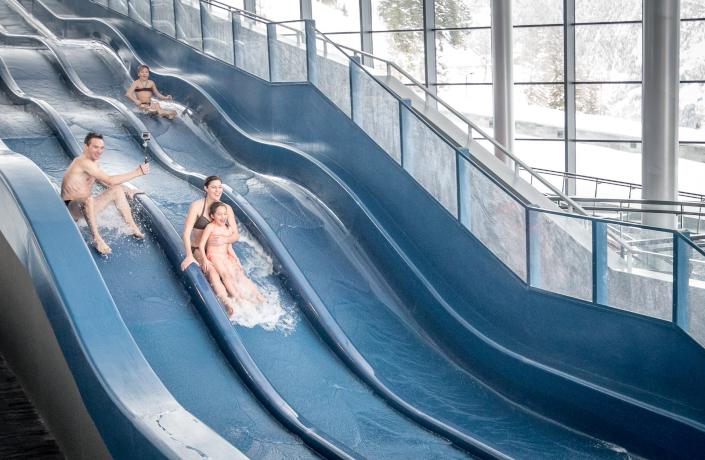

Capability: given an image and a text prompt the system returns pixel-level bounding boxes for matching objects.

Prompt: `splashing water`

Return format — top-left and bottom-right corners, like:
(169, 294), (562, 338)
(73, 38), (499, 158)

(225, 224), (297, 334)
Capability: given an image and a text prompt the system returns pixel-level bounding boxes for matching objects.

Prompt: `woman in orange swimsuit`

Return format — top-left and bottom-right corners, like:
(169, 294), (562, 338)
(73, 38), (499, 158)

(125, 64), (176, 119)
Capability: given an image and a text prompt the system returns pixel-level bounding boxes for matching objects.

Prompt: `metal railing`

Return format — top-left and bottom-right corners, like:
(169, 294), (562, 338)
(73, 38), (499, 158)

(550, 197), (705, 233)
(527, 167), (705, 202)
(332, 43), (586, 216)
(85, 0), (705, 348)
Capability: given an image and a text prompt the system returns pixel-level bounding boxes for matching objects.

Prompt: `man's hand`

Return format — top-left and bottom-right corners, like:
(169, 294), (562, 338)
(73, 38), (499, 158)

(138, 163), (150, 176)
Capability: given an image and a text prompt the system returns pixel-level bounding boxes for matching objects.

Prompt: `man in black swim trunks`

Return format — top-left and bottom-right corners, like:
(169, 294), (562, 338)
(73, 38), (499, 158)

(61, 132), (150, 255)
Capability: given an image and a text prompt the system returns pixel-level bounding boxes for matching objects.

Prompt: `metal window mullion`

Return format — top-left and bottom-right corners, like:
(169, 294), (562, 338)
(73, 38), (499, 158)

(198, 0), (206, 52)
(673, 233), (690, 329)
(360, 0), (373, 66)
(301, 0), (312, 20)
(422, 0), (437, 99)
(592, 221), (608, 305)
(564, 0), (576, 195)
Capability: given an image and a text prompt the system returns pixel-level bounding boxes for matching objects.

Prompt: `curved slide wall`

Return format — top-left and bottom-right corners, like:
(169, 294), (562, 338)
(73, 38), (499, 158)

(9, 0), (705, 458)
(0, 152), (245, 459)
(0, 13), (473, 459)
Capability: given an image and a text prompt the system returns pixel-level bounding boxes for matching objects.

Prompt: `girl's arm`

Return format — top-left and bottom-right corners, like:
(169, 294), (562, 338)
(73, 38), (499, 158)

(150, 81), (172, 101)
(226, 205), (240, 244)
(125, 80), (142, 105)
(199, 224), (214, 273)
(180, 201), (200, 270)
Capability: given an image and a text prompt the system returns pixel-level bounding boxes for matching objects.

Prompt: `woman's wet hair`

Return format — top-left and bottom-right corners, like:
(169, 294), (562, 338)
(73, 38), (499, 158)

(204, 175), (221, 188)
(209, 201), (226, 217)
(137, 64), (150, 74)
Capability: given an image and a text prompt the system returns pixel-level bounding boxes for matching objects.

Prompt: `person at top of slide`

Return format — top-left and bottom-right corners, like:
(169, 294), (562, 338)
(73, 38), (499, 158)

(125, 64), (176, 119)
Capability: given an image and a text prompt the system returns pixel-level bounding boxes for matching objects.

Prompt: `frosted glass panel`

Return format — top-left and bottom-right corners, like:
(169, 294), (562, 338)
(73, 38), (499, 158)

(401, 105), (458, 216)
(270, 22), (307, 82)
(175, 0), (203, 50)
(108, 0), (128, 15)
(201, 3), (234, 64)
(314, 36), (351, 116)
(128, 0), (151, 25)
(234, 13), (270, 80)
(151, 0), (175, 37)
(606, 225), (673, 320)
(530, 211), (592, 301)
(351, 64), (401, 163)
(464, 161), (527, 280)
(688, 245), (705, 347)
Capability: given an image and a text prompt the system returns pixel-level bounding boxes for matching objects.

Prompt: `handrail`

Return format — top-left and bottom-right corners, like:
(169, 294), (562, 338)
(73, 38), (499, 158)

(531, 167), (705, 202)
(330, 41), (587, 216)
(550, 196), (705, 232)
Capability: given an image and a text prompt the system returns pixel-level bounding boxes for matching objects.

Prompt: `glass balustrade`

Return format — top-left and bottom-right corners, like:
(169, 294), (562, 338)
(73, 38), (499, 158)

(128, 0), (151, 25)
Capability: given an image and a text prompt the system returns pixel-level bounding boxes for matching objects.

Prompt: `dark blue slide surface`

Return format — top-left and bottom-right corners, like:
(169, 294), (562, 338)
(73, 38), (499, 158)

(0, 43), (313, 460)
(0, 3), (469, 459)
(1, 0), (704, 459)
(24, 8), (631, 460)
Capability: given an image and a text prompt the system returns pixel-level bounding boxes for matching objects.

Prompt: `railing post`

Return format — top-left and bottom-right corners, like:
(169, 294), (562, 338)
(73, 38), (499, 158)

(457, 149), (471, 229)
(673, 233), (690, 330)
(349, 55), (361, 124)
(266, 22), (276, 82)
(399, 98), (412, 169)
(304, 19), (317, 85)
(592, 221), (608, 305)
(198, 0), (206, 52)
(527, 207), (540, 288)
(231, 10), (240, 68)
(148, 0), (154, 27)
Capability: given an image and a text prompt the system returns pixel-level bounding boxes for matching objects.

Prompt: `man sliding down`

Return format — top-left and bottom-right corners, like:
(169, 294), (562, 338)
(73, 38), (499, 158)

(61, 132), (150, 255)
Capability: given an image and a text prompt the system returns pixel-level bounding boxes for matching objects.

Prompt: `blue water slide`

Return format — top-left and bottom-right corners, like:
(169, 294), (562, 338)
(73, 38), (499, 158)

(0, 148), (251, 459)
(0, 6), (476, 459)
(0, 27), (325, 460)
(7, 0), (705, 458)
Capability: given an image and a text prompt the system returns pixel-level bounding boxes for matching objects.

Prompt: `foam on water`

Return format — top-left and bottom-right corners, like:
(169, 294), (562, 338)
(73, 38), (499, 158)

(226, 224), (298, 334)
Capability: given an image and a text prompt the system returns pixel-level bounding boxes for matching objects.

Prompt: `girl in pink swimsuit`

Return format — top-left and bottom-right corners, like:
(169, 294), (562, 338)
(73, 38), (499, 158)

(199, 201), (265, 306)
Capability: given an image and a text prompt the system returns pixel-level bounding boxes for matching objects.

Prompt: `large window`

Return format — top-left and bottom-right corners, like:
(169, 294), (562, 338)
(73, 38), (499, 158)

(435, 0), (490, 28)
(256, 0), (300, 22)
(436, 29), (491, 84)
(370, 30), (425, 82)
(370, 0), (422, 31)
(246, 1), (697, 193)
(312, 0), (360, 33)
(680, 5), (705, 170)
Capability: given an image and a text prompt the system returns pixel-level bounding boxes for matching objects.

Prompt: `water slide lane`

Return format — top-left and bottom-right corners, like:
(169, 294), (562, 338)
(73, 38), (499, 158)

(34, 14), (636, 460)
(27, 2), (705, 458)
(45, 37), (476, 460)
(0, 45), (315, 459)
(0, 20), (473, 460)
